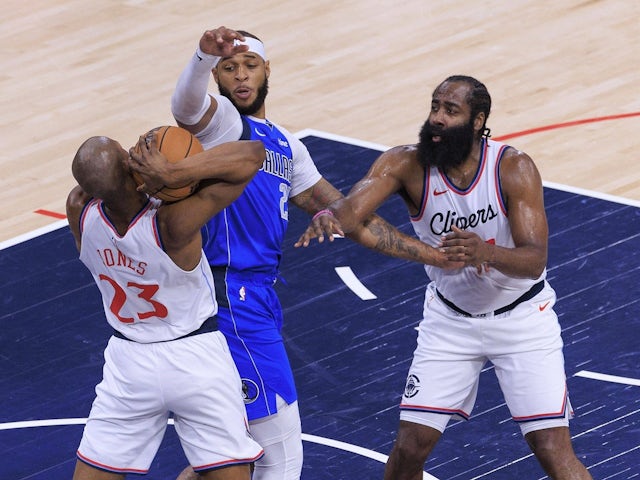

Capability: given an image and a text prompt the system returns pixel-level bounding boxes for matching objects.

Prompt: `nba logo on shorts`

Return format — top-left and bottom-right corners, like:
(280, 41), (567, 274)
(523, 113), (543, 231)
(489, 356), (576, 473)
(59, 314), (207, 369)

(242, 378), (259, 404)
(404, 374), (420, 398)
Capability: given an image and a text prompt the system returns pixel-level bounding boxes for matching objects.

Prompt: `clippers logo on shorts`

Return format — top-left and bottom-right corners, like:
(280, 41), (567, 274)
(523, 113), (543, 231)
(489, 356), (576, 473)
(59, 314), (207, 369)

(404, 374), (420, 398)
(242, 378), (260, 404)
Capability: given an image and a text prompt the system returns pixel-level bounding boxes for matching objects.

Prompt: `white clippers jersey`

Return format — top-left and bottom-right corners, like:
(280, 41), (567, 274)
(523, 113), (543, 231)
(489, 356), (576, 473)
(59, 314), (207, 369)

(78, 199), (217, 343)
(410, 139), (545, 315)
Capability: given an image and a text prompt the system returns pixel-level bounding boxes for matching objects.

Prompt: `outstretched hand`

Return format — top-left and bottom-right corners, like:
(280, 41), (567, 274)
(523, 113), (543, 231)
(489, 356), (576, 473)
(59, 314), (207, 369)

(294, 210), (345, 248)
(200, 26), (249, 57)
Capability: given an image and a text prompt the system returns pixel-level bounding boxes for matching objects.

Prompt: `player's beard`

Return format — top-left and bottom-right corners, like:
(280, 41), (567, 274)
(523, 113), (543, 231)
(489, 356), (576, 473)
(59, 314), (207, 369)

(416, 117), (475, 170)
(219, 78), (269, 116)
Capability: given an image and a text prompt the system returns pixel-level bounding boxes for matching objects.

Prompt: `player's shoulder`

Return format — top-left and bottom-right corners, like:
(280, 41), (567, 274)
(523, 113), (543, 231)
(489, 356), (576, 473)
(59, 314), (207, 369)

(378, 144), (419, 165)
(496, 143), (542, 189)
(66, 186), (94, 247)
(66, 185), (92, 212)
(498, 143), (536, 170)
(264, 120), (311, 158)
(264, 118), (297, 141)
(384, 143), (417, 155)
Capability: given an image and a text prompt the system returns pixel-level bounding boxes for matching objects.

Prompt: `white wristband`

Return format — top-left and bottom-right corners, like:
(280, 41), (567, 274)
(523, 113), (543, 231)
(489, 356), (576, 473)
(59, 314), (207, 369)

(195, 45), (221, 67)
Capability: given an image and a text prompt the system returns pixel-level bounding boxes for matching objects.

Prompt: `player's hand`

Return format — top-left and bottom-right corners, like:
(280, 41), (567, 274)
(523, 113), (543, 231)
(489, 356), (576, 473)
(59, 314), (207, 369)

(199, 26), (248, 57)
(128, 135), (172, 194)
(439, 225), (491, 274)
(294, 210), (345, 247)
(431, 248), (466, 270)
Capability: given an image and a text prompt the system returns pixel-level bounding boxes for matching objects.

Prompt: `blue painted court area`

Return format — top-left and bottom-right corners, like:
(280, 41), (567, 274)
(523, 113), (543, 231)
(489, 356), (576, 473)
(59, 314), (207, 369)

(1, 133), (639, 479)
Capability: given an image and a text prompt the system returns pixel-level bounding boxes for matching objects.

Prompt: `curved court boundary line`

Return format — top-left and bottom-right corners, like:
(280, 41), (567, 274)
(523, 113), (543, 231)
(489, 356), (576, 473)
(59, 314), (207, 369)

(301, 433), (439, 480)
(0, 418), (439, 480)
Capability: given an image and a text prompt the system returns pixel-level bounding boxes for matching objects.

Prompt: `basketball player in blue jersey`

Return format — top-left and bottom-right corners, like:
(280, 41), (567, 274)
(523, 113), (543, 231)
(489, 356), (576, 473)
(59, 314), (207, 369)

(166, 26), (455, 480)
(297, 76), (592, 479)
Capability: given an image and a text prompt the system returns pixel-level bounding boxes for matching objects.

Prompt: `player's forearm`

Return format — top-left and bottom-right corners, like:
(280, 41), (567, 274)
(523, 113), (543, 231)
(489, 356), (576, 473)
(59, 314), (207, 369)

(290, 178), (344, 216)
(346, 215), (441, 265)
(171, 47), (216, 125)
(169, 141), (265, 185)
(486, 243), (547, 279)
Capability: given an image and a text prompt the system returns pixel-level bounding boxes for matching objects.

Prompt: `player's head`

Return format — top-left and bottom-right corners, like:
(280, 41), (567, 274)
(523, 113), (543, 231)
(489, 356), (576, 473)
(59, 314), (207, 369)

(214, 30), (270, 116)
(416, 75), (492, 169)
(72, 136), (135, 203)
(442, 75), (492, 138)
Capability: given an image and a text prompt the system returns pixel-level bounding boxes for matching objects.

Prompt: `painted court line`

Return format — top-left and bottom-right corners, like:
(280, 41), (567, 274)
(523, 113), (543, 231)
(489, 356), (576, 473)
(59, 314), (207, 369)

(302, 433), (439, 480)
(0, 418), (86, 431)
(335, 266), (377, 300)
(492, 112), (640, 141)
(0, 418), (439, 480)
(0, 219), (68, 250)
(574, 370), (640, 387)
(34, 208), (67, 219)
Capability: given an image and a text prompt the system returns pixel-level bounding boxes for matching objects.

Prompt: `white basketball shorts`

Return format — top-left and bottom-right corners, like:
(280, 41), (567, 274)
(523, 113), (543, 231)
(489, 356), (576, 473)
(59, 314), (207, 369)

(399, 281), (573, 436)
(76, 331), (263, 474)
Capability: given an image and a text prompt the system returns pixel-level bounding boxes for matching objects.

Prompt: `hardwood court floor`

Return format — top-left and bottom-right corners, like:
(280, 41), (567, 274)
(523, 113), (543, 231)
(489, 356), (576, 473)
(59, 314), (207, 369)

(1, 0), (639, 244)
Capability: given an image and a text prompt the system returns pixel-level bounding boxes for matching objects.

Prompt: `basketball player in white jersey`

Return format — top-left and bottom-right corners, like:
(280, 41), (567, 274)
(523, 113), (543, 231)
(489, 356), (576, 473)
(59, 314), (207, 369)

(296, 76), (592, 479)
(66, 134), (265, 479)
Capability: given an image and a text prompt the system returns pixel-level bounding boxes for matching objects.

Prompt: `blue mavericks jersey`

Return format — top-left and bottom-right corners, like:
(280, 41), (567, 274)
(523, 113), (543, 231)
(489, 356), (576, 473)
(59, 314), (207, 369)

(202, 116), (292, 273)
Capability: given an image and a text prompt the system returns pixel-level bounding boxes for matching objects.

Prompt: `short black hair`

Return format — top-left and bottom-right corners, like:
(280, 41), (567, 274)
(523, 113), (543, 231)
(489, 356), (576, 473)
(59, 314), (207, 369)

(439, 75), (492, 138)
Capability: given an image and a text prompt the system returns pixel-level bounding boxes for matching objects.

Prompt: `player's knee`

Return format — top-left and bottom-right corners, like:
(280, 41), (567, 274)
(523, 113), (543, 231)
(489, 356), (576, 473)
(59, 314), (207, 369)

(175, 465), (199, 480)
(393, 435), (428, 465)
(526, 427), (574, 459)
(392, 421), (440, 467)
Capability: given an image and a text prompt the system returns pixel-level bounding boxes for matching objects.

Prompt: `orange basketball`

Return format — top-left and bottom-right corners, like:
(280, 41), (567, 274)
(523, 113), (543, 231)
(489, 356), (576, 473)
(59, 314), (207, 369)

(132, 126), (203, 202)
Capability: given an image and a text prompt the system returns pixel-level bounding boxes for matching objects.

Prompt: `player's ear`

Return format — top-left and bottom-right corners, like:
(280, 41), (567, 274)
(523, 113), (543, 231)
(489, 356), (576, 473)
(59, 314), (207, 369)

(212, 67), (219, 84)
(264, 60), (270, 79)
(473, 112), (485, 135)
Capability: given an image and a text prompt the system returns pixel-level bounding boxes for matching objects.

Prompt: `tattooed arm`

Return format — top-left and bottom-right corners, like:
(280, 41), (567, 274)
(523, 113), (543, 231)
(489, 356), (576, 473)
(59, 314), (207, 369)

(351, 214), (444, 265)
(289, 178), (343, 214)
(291, 177), (452, 266)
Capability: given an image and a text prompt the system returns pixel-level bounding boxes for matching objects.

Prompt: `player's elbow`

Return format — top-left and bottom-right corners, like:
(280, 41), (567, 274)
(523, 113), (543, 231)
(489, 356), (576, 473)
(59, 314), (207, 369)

(170, 93), (187, 123)
(527, 250), (547, 279)
(532, 260), (547, 279)
(248, 140), (266, 167)
(330, 198), (359, 233)
(239, 141), (266, 181)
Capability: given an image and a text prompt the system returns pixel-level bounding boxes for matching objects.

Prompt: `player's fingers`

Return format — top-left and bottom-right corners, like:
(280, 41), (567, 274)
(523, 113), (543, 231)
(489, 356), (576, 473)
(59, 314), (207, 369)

(294, 227), (319, 248)
(442, 246), (465, 262)
(128, 147), (139, 163)
(226, 27), (245, 42)
(330, 221), (344, 238)
(128, 138), (146, 164)
(145, 132), (158, 152)
(318, 217), (344, 237)
(312, 222), (327, 243)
